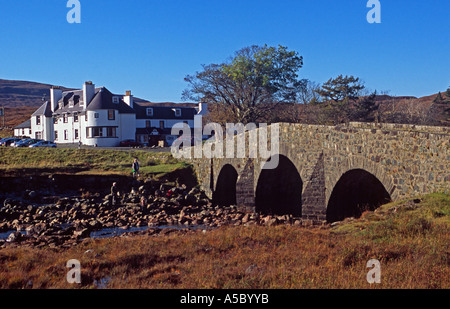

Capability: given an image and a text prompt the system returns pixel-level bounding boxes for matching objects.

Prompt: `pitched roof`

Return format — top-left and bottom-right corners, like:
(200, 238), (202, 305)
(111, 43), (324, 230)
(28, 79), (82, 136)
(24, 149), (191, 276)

(53, 90), (84, 115)
(14, 119), (31, 129)
(32, 101), (52, 117)
(86, 87), (135, 114)
(134, 103), (197, 120)
(53, 87), (135, 115)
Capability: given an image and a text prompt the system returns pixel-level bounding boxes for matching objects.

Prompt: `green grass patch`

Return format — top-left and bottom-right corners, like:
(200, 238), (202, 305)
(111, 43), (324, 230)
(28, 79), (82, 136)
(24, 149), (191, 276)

(0, 147), (184, 177)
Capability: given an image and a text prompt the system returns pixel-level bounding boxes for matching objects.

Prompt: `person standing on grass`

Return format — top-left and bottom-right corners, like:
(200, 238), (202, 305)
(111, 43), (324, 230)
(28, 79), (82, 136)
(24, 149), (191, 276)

(132, 158), (140, 178)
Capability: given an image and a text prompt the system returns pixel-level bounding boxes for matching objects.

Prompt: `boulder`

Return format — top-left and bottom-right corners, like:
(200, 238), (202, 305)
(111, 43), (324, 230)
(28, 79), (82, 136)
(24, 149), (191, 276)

(6, 231), (23, 243)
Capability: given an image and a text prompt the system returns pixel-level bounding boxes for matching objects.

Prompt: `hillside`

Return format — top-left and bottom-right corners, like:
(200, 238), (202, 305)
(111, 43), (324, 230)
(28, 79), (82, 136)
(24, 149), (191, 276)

(0, 79), (73, 108)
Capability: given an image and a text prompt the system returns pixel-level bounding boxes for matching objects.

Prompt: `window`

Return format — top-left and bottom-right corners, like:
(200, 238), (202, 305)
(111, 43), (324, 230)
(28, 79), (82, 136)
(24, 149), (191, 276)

(35, 132), (42, 139)
(74, 129), (79, 140)
(36, 116), (41, 125)
(174, 108), (181, 117)
(64, 130), (68, 140)
(112, 96), (119, 104)
(85, 113), (88, 121)
(159, 120), (165, 128)
(63, 114), (68, 123)
(94, 113), (99, 119)
(145, 120), (151, 128)
(55, 131), (58, 140)
(146, 108), (153, 117)
(106, 127), (116, 137)
(74, 112), (79, 122)
(53, 117), (58, 124)
(108, 110), (115, 120)
(92, 127), (103, 137)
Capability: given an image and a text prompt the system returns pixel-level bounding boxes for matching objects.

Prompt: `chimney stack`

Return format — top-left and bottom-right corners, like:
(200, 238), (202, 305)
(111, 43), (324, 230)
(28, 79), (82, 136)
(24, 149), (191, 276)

(50, 86), (63, 112)
(124, 90), (133, 109)
(83, 81), (95, 109)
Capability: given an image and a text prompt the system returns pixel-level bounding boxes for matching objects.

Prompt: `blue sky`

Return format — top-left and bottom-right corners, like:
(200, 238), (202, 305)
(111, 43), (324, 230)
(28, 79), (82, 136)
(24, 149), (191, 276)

(0, 0), (449, 102)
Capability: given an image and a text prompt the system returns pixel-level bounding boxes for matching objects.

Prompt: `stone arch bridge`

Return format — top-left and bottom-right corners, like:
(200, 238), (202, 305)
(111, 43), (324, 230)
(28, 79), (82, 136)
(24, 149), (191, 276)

(181, 122), (449, 224)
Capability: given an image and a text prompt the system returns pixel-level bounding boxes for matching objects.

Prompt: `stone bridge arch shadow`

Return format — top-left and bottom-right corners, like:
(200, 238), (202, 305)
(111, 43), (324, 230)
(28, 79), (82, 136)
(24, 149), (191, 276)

(325, 157), (395, 223)
(255, 154), (303, 217)
(212, 164), (239, 207)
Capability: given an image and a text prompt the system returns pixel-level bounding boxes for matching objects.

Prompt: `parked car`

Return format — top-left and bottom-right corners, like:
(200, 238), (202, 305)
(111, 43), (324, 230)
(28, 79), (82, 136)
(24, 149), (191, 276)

(29, 141), (57, 148)
(0, 137), (22, 147)
(16, 139), (43, 147)
(119, 139), (142, 147)
(11, 138), (37, 147)
(10, 138), (28, 147)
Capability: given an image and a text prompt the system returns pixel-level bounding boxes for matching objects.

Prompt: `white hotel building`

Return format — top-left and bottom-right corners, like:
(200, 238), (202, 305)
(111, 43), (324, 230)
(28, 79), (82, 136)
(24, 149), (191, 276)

(24, 81), (207, 147)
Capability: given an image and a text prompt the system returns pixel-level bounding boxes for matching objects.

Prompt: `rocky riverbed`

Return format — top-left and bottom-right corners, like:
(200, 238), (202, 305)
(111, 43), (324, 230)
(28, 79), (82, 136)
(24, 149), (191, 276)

(0, 178), (304, 249)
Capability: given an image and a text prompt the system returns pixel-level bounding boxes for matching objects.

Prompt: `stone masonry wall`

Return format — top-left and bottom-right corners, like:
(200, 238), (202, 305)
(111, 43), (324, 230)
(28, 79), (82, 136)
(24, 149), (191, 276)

(180, 122), (450, 223)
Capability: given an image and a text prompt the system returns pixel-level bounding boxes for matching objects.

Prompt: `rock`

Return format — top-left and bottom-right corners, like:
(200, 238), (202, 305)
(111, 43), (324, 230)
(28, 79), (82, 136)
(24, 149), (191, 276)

(6, 231), (23, 243)
(73, 228), (90, 239)
(262, 216), (278, 226)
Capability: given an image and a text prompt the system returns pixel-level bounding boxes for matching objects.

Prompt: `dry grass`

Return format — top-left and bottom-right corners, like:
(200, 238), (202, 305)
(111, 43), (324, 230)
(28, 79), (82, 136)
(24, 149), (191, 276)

(0, 193), (448, 289)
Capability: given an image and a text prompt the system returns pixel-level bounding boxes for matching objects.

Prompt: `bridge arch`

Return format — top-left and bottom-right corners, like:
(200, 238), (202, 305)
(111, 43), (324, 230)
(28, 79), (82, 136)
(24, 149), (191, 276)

(255, 154), (303, 217)
(326, 168), (392, 223)
(213, 164), (239, 207)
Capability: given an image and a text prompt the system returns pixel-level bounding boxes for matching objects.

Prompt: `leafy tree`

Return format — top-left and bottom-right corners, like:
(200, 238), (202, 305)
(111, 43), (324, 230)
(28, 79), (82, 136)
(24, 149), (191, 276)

(182, 45), (305, 124)
(316, 75), (365, 102)
(446, 87), (450, 101)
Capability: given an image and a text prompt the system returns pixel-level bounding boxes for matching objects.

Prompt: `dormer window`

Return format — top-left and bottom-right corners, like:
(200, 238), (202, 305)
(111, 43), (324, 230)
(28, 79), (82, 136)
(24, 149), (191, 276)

(146, 108), (153, 117)
(59, 103), (64, 109)
(112, 96), (119, 104)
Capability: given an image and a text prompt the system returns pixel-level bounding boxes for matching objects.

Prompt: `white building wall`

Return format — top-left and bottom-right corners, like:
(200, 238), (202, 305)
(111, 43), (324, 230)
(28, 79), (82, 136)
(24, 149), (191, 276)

(82, 110), (135, 147)
(119, 114), (136, 141)
(14, 128), (32, 138)
(31, 115), (43, 140)
(54, 113), (81, 144)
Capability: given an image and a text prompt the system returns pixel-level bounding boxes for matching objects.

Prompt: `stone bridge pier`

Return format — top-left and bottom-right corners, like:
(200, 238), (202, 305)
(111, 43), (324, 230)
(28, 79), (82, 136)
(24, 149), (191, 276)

(181, 122), (449, 224)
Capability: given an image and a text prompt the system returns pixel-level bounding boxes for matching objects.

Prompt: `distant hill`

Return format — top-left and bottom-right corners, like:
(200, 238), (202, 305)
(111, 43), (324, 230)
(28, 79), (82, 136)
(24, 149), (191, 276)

(0, 79), (73, 108)
(0, 78), (196, 108)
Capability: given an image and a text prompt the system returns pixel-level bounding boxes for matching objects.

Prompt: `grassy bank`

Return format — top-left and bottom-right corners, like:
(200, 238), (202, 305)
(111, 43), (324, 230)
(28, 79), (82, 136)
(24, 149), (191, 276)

(0, 147), (187, 178)
(0, 193), (448, 289)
